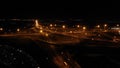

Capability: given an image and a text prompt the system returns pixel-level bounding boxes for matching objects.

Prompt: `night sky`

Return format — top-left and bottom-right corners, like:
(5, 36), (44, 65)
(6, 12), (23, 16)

(0, 1), (120, 20)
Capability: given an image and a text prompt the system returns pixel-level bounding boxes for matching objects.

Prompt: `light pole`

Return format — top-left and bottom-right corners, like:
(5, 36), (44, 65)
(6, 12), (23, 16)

(104, 24), (107, 32)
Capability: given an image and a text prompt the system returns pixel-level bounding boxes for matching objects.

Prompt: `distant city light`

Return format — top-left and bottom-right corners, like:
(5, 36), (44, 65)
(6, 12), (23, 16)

(113, 36), (116, 39)
(104, 30), (107, 32)
(98, 34), (101, 37)
(117, 24), (119, 27)
(0, 28), (3, 31)
(111, 27), (120, 30)
(73, 25), (75, 27)
(54, 24), (57, 26)
(83, 26), (86, 30)
(50, 24), (53, 27)
(45, 33), (49, 37)
(69, 31), (73, 33)
(104, 24), (107, 27)
(40, 30), (43, 33)
(77, 25), (80, 28)
(37, 67), (40, 68)
(64, 62), (68, 66)
(96, 25), (100, 28)
(40, 27), (42, 29)
(92, 38), (94, 40)
(17, 28), (20, 32)
(35, 19), (39, 28)
(62, 25), (66, 29)
(85, 33), (87, 35)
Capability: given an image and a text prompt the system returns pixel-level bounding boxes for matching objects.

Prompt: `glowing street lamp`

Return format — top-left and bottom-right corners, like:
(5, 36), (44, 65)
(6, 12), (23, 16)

(54, 24), (57, 26)
(62, 25), (66, 29)
(104, 24), (107, 27)
(50, 24), (53, 27)
(117, 24), (119, 27)
(35, 19), (39, 28)
(85, 33), (87, 35)
(83, 26), (86, 30)
(77, 25), (80, 27)
(40, 30), (43, 33)
(69, 31), (73, 33)
(98, 34), (101, 37)
(45, 33), (49, 37)
(104, 24), (107, 31)
(97, 25), (100, 28)
(0, 28), (3, 31)
(40, 27), (42, 29)
(17, 28), (20, 32)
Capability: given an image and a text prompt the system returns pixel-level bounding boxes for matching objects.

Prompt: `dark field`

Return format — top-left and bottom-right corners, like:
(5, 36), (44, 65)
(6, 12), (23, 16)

(0, 34), (120, 68)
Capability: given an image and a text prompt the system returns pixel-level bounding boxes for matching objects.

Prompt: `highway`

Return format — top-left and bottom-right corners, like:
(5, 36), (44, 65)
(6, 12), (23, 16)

(0, 20), (120, 68)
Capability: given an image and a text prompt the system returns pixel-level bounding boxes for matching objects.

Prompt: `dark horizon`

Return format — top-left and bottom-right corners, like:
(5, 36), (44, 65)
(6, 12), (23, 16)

(0, 2), (120, 21)
(0, 8), (120, 19)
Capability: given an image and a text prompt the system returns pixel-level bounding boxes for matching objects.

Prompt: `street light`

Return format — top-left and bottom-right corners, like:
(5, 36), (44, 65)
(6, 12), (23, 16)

(40, 30), (43, 33)
(85, 33), (87, 35)
(77, 25), (80, 28)
(62, 25), (66, 29)
(54, 24), (57, 26)
(96, 25), (100, 28)
(104, 24), (107, 27)
(45, 33), (49, 37)
(0, 28), (3, 31)
(69, 31), (73, 33)
(50, 24), (53, 27)
(17, 28), (20, 32)
(104, 24), (107, 32)
(83, 26), (86, 30)
(40, 27), (42, 29)
(117, 24), (119, 27)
